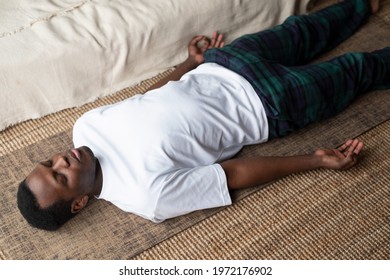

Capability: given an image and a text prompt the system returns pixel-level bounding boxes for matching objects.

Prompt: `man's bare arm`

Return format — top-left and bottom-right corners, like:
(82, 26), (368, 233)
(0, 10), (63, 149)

(147, 32), (224, 91)
(221, 139), (364, 190)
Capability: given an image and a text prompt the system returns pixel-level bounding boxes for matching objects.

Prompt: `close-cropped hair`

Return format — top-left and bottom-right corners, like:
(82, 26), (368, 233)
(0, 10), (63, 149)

(17, 179), (76, 231)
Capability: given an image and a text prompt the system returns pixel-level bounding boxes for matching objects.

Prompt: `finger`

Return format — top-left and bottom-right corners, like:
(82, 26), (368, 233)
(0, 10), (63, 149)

(345, 139), (361, 158)
(213, 33), (224, 48)
(353, 140), (364, 155)
(200, 39), (210, 51)
(338, 139), (353, 153)
(209, 31), (218, 47)
(190, 35), (205, 46)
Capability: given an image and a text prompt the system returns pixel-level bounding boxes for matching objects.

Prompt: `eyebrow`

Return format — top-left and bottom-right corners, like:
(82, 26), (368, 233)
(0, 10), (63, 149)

(39, 160), (51, 167)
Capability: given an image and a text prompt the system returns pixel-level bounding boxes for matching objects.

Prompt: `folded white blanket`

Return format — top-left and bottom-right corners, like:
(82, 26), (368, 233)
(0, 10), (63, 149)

(0, 0), (310, 131)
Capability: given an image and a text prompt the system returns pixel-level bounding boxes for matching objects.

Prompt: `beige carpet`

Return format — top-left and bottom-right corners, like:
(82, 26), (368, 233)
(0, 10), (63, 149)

(135, 120), (390, 260)
(0, 0), (389, 259)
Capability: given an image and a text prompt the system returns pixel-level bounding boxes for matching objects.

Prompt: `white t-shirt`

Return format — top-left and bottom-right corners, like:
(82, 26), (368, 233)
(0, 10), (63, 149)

(73, 63), (268, 222)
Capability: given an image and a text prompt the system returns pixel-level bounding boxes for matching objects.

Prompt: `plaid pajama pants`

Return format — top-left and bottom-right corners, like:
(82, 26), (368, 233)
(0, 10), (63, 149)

(205, 0), (390, 138)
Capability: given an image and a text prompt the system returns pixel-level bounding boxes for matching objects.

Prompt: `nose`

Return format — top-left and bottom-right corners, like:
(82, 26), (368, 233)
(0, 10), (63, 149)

(52, 154), (70, 170)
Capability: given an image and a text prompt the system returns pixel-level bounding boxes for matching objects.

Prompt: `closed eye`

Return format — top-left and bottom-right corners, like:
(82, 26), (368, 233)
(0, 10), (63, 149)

(39, 160), (67, 186)
(54, 171), (68, 186)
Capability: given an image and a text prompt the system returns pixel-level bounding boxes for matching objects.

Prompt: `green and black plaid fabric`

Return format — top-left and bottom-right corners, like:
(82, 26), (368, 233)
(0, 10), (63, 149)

(205, 0), (390, 138)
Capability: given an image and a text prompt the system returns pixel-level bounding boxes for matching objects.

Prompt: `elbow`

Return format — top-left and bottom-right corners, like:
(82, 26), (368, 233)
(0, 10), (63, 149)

(221, 161), (242, 190)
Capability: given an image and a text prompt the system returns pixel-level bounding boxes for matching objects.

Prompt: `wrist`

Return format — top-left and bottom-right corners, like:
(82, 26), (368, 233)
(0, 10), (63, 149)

(183, 56), (201, 69)
(314, 153), (325, 168)
(312, 151), (328, 169)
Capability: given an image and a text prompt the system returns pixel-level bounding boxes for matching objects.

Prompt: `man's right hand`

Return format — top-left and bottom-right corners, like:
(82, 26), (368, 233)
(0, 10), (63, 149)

(187, 31), (225, 65)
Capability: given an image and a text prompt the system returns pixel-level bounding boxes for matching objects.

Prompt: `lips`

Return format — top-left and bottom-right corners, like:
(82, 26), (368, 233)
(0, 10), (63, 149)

(70, 149), (81, 162)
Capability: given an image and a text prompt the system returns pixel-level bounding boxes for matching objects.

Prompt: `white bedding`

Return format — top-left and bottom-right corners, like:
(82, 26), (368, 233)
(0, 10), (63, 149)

(0, 0), (310, 131)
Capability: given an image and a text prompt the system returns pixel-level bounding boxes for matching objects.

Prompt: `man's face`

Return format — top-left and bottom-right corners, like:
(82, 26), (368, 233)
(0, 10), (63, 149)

(26, 146), (100, 209)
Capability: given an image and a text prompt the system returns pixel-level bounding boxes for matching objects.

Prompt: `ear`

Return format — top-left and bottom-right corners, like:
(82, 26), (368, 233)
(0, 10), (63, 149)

(71, 195), (89, 213)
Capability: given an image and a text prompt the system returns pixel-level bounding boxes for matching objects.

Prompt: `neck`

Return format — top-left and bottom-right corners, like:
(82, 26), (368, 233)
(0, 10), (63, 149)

(91, 158), (103, 197)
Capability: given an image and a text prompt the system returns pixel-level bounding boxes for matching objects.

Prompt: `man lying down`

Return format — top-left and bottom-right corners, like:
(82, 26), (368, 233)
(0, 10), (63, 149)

(17, 0), (388, 230)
